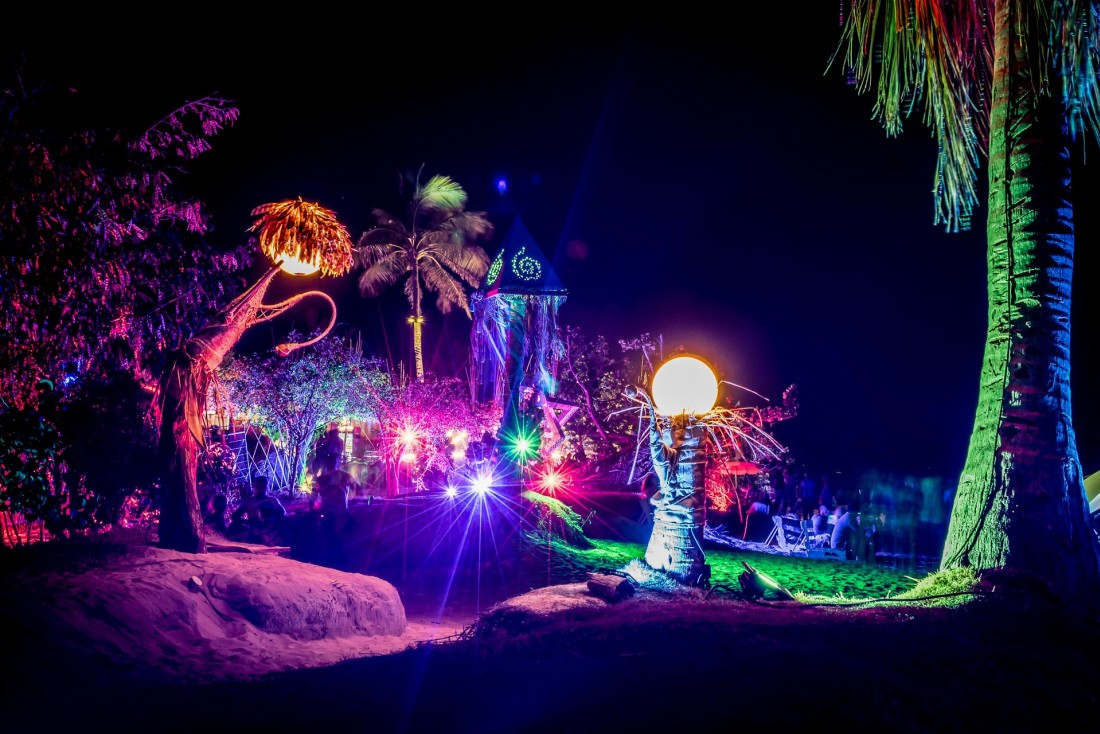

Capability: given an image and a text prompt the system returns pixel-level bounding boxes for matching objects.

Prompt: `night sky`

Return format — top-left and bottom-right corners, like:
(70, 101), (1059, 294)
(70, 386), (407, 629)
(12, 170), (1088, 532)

(6, 8), (1098, 484)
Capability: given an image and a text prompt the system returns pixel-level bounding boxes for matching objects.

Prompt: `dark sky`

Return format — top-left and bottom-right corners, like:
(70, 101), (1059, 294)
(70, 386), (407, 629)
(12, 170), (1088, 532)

(6, 9), (1098, 483)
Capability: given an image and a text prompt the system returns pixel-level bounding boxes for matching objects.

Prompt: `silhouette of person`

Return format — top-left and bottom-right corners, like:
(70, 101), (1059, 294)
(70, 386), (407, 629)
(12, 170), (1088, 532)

(315, 469), (355, 567)
(228, 477), (285, 542)
(311, 424), (344, 477)
(204, 493), (229, 533)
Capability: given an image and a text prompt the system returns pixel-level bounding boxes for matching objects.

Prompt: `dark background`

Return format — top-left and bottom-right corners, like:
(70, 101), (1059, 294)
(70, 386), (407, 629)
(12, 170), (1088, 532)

(5, 8), (1097, 484)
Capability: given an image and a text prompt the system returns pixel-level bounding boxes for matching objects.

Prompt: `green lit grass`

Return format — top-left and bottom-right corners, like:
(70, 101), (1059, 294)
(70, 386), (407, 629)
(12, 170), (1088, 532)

(526, 535), (946, 604)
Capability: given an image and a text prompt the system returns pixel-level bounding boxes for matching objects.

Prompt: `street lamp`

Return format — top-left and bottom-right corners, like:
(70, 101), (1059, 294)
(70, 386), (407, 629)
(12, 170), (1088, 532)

(640, 354), (718, 586)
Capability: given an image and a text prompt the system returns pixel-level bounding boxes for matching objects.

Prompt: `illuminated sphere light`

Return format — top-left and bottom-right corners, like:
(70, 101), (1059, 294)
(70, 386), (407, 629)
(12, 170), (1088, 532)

(651, 355), (718, 416)
(250, 198), (354, 277)
(511, 246), (542, 281)
(277, 253), (320, 276)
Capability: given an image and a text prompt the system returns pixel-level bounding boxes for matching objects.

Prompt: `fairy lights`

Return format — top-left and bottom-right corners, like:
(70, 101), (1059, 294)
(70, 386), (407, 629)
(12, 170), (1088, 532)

(510, 245), (542, 281)
(486, 251), (503, 285)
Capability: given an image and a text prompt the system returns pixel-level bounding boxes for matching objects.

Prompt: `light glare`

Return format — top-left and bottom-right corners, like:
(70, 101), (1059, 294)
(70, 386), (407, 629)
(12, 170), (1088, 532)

(651, 355), (718, 416)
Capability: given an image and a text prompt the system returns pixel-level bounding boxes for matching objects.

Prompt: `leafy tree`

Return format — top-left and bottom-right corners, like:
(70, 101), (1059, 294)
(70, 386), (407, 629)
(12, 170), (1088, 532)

(217, 333), (391, 491)
(0, 70), (249, 410)
(556, 325), (645, 475)
(0, 369), (159, 544)
(834, 0), (1100, 609)
(0, 69), (247, 541)
(356, 166), (493, 381)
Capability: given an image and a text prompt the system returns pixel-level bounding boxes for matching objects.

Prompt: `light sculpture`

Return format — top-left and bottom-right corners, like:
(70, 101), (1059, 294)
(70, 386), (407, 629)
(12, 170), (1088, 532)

(638, 354), (718, 586)
(651, 355), (718, 417)
(156, 198), (353, 553)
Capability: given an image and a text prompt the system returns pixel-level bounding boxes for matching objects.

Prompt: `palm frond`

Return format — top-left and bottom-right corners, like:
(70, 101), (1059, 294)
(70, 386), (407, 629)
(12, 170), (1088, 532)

(403, 273), (420, 311)
(249, 198), (354, 276)
(368, 208), (408, 234)
(431, 210), (494, 241)
(357, 252), (407, 297)
(420, 259), (471, 316)
(1054, 0), (1100, 144)
(831, 0), (992, 232)
(357, 239), (404, 269)
(420, 239), (491, 287)
(416, 174), (468, 212)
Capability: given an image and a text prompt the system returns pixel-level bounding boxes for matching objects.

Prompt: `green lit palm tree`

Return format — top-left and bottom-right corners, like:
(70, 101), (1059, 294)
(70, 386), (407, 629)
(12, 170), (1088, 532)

(834, 1), (1100, 610)
(357, 168), (493, 381)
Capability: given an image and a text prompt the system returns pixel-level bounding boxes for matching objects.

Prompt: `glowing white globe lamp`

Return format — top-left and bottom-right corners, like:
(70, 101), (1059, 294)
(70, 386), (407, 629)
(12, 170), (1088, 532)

(275, 253), (321, 276)
(651, 355), (718, 417)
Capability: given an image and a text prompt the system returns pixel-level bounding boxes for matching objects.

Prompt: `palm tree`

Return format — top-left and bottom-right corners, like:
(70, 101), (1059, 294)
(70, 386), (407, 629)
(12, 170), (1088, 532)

(156, 199), (353, 553)
(833, 1), (1100, 610)
(357, 168), (493, 381)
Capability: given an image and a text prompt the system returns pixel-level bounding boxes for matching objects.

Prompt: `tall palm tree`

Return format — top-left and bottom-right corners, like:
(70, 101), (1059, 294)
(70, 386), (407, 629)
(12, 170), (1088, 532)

(357, 168), (493, 381)
(157, 199), (353, 553)
(834, 1), (1100, 610)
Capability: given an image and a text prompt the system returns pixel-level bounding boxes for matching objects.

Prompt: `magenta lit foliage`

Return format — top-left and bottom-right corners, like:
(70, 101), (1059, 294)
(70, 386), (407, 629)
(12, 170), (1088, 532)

(0, 75), (248, 412)
(373, 376), (501, 491)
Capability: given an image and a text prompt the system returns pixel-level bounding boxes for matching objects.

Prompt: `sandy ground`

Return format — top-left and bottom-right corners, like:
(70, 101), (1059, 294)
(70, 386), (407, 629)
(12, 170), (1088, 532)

(1, 538), (473, 686)
(3, 531), (1099, 733)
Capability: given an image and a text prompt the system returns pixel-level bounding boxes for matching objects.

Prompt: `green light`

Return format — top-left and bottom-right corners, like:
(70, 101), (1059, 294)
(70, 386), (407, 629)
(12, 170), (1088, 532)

(511, 245), (542, 281)
(502, 422), (541, 462)
(486, 251), (503, 285)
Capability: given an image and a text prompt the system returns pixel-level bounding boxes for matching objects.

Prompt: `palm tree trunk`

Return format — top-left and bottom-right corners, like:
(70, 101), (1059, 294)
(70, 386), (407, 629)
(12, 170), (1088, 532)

(411, 314), (425, 381)
(941, 0), (1100, 611)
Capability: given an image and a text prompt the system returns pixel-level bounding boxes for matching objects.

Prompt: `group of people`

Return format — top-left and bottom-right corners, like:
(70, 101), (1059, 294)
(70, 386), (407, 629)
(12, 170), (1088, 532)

(734, 464), (955, 564)
(203, 476), (287, 544)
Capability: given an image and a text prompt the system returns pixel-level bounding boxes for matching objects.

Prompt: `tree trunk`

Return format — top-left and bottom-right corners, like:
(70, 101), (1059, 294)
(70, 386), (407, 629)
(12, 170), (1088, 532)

(157, 266), (283, 553)
(941, 0), (1100, 612)
(643, 414), (709, 586)
(157, 354), (211, 553)
(411, 315), (425, 382)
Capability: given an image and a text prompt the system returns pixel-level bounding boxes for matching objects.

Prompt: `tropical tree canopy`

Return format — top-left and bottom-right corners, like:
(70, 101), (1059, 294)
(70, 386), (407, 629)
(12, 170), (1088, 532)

(832, 0), (1100, 232)
(0, 73), (248, 410)
(217, 333), (390, 490)
(357, 168), (493, 379)
(833, 1), (1100, 611)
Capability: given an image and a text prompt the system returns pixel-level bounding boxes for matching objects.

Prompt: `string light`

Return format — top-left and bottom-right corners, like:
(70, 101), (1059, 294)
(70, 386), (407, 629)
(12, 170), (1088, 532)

(511, 245), (542, 281)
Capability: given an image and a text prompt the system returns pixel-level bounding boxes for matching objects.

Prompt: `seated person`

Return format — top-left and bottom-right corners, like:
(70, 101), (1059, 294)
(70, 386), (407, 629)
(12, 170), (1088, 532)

(228, 477), (286, 542)
(315, 470), (354, 518)
(741, 488), (773, 542)
(203, 493), (229, 534)
(830, 505), (858, 557)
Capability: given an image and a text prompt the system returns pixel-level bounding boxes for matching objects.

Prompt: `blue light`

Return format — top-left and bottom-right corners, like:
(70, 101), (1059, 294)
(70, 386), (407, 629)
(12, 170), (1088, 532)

(472, 474), (492, 494)
(496, 178), (507, 195)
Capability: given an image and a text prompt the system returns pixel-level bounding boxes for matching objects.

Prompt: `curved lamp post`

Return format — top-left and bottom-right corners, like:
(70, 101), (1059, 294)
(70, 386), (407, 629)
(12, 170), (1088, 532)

(156, 198), (353, 553)
(639, 354), (718, 586)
